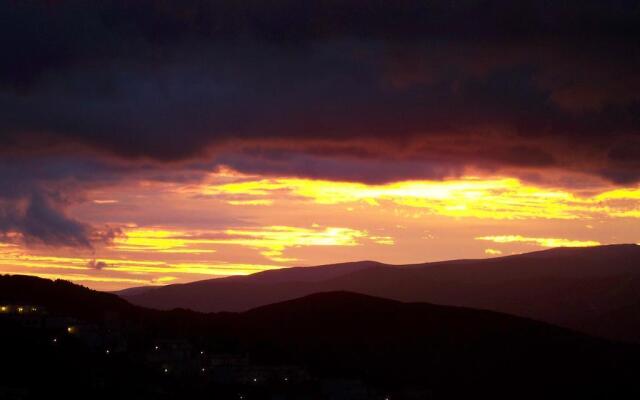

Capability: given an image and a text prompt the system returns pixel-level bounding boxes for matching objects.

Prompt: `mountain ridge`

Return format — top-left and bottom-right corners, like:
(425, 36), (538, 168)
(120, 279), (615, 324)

(121, 244), (640, 342)
(3, 274), (640, 399)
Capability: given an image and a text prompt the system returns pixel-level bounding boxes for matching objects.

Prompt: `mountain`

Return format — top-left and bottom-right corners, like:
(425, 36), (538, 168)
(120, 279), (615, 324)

(112, 260), (383, 297)
(122, 244), (640, 342)
(0, 274), (138, 320)
(231, 291), (639, 398)
(112, 285), (158, 297)
(3, 275), (640, 399)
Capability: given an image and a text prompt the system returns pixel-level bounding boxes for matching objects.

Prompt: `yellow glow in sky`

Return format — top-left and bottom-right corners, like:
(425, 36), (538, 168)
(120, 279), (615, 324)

(0, 239), (282, 288)
(476, 235), (601, 248)
(114, 225), (389, 262)
(484, 248), (503, 255)
(199, 175), (640, 220)
(113, 229), (218, 254)
(2, 169), (640, 290)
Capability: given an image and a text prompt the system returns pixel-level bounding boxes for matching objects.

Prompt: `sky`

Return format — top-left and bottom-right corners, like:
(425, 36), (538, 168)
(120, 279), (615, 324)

(2, 1), (640, 290)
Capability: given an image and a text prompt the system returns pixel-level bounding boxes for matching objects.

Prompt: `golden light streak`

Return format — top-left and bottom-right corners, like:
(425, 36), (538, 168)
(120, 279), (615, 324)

(0, 241), (281, 285)
(227, 199), (273, 206)
(594, 188), (640, 201)
(218, 225), (370, 262)
(369, 235), (395, 245)
(168, 262), (281, 276)
(1, 222), (381, 287)
(93, 199), (119, 204)
(6, 168), (640, 291)
(113, 229), (217, 254)
(476, 235), (601, 248)
(196, 173), (640, 220)
(113, 225), (390, 262)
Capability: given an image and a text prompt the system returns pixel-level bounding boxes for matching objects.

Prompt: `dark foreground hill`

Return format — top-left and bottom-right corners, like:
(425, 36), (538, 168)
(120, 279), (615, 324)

(122, 244), (640, 342)
(3, 274), (640, 399)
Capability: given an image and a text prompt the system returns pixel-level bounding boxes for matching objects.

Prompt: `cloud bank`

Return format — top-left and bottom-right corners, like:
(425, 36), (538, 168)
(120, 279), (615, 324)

(1, 1), (640, 180)
(2, 0), (640, 245)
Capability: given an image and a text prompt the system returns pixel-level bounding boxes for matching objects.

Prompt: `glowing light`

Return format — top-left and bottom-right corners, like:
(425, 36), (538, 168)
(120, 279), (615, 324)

(157, 262), (281, 275)
(594, 188), (640, 201)
(114, 225), (388, 263)
(227, 199), (273, 206)
(476, 235), (601, 248)
(219, 225), (371, 262)
(0, 241), (280, 284)
(93, 199), (118, 204)
(370, 235), (395, 245)
(198, 172), (640, 220)
(5, 166), (640, 291)
(113, 229), (217, 254)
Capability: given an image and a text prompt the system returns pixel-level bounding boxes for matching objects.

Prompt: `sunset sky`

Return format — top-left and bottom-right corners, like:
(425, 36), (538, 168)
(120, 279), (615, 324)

(2, 1), (640, 290)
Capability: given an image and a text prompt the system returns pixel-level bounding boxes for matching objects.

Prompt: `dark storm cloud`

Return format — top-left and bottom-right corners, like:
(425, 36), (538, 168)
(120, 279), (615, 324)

(215, 150), (465, 184)
(0, 156), (157, 248)
(1, 0), (640, 183)
(0, 192), (92, 248)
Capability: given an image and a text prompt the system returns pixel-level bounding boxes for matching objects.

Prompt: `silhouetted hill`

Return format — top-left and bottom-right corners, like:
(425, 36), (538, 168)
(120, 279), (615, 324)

(113, 285), (158, 297)
(0, 275), (218, 336)
(0, 274), (137, 320)
(232, 291), (640, 398)
(113, 260), (384, 297)
(123, 244), (640, 342)
(3, 276), (640, 399)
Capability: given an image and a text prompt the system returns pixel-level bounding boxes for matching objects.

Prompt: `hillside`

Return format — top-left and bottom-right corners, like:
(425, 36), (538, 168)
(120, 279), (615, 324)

(122, 244), (640, 342)
(3, 275), (640, 399)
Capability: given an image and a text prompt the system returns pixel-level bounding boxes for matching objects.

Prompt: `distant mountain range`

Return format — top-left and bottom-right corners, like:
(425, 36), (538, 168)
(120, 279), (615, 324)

(3, 274), (640, 399)
(119, 244), (640, 342)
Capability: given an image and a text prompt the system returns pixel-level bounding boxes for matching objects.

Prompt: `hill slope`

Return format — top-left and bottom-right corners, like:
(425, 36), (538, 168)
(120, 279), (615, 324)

(123, 244), (640, 342)
(1, 274), (138, 320)
(3, 275), (640, 399)
(232, 291), (639, 398)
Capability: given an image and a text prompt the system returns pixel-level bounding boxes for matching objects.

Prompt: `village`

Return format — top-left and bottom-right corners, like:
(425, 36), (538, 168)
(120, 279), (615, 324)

(0, 303), (387, 399)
